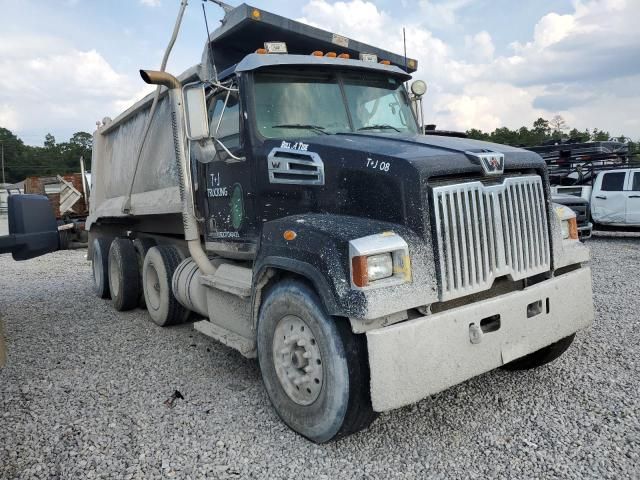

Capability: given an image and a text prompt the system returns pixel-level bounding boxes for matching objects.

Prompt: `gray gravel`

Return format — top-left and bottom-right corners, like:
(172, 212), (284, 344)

(1, 236), (639, 479)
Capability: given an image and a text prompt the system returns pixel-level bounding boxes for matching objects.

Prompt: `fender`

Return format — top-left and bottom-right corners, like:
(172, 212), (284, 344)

(253, 213), (439, 321)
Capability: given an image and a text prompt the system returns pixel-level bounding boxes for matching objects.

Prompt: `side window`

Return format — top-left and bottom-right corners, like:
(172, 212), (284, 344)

(601, 172), (626, 191)
(632, 172), (640, 191)
(208, 92), (240, 150)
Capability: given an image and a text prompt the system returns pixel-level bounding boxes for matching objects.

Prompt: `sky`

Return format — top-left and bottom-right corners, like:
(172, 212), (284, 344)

(0, 0), (639, 145)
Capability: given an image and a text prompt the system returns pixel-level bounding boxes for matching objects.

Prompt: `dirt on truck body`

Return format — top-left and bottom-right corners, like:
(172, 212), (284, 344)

(8, 3), (594, 442)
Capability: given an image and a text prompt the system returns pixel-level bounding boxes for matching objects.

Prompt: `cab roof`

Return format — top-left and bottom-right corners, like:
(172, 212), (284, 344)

(202, 3), (418, 75)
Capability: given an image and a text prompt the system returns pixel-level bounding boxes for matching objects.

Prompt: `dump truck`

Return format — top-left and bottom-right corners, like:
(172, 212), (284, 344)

(4, 3), (594, 442)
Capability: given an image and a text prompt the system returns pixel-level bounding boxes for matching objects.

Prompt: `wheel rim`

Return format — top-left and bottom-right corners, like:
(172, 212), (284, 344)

(145, 262), (161, 311)
(109, 255), (120, 293)
(272, 315), (324, 406)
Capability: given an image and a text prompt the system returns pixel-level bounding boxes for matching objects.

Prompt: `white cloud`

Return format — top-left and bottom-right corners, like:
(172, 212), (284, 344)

(298, 0), (640, 137)
(0, 33), (147, 141)
(140, 0), (161, 6)
(465, 31), (494, 62)
(0, 104), (19, 131)
(419, 0), (472, 28)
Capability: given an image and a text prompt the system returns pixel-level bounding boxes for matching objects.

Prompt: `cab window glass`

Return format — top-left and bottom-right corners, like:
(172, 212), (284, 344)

(601, 172), (625, 191)
(209, 92), (240, 150)
(342, 74), (418, 133)
(632, 172), (640, 191)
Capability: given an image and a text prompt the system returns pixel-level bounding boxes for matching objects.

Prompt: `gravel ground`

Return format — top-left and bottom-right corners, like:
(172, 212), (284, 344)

(1, 236), (639, 479)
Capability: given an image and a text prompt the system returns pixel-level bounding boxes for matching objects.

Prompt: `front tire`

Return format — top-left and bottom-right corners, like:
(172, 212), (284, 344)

(257, 279), (376, 443)
(503, 334), (575, 371)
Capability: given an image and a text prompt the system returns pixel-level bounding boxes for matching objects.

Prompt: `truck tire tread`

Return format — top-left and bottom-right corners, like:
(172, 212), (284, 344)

(92, 237), (112, 299)
(133, 238), (157, 309)
(108, 238), (140, 311)
(143, 245), (189, 327)
(257, 279), (377, 443)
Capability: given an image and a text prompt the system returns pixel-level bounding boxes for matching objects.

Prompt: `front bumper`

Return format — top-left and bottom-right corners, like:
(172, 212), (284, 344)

(366, 267), (593, 412)
(578, 222), (593, 240)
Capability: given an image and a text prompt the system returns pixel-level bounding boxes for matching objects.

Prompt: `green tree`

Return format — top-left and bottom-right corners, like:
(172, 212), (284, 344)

(44, 133), (56, 149)
(591, 128), (610, 141)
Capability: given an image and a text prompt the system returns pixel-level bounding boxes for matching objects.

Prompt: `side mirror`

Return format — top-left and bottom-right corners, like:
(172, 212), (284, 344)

(183, 83), (210, 141)
(3, 194), (59, 260)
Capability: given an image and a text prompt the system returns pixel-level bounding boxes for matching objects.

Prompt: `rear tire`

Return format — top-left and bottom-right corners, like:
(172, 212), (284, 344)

(108, 238), (140, 311)
(91, 237), (112, 299)
(502, 334), (575, 371)
(133, 238), (157, 309)
(257, 279), (377, 443)
(142, 245), (189, 327)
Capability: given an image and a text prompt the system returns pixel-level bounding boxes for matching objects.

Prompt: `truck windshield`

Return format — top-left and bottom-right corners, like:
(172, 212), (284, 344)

(254, 71), (418, 138)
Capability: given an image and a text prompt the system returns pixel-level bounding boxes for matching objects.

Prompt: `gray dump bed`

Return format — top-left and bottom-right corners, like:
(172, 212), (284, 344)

(88, 3), (415, 228)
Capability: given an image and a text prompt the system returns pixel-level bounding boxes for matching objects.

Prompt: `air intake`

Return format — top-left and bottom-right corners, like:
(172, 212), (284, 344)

(267, 148), (325, 186)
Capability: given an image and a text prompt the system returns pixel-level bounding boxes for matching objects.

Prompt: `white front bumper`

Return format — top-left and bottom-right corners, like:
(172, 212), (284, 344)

(366, 267), (594, 412)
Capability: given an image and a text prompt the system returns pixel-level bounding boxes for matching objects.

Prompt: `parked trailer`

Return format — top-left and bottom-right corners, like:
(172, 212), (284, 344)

(10, 3), (593, 442)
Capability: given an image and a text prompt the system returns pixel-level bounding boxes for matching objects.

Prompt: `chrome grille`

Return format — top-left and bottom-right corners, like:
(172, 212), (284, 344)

(433, 176), (550, 301)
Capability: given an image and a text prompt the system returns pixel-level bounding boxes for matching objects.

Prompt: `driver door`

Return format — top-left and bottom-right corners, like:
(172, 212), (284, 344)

(199, 86), (257, 250)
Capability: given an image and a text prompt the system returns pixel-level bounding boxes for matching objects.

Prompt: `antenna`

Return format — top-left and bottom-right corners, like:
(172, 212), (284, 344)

(403, 27), (408, 73)
(201, 1), (219, 83)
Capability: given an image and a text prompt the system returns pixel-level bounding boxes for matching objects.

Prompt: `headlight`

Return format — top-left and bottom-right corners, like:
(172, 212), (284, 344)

(349, 232), (411, 289)
(554, 204), (579, 240)
(366, 253), (393, 281)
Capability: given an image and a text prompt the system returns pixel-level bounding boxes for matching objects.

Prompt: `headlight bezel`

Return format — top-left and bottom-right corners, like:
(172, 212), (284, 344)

(349, 232), (411, 290)
(554, 204), (579, 241)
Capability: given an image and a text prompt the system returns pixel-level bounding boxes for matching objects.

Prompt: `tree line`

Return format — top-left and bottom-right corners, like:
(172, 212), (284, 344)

(0, 127), (92, 185)
(465, 115), (639, 153)
(1, 115), (638, 185)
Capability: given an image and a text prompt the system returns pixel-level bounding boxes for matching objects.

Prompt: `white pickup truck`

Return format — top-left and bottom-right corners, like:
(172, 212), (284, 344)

(553, 167), (640, 228)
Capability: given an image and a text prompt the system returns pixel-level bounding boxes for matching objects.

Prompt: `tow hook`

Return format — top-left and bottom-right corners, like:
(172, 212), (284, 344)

(469, 323), (483, 344)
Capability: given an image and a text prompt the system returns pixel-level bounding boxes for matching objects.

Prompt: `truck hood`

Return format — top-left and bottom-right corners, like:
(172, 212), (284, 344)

(310, 132), (545, 178)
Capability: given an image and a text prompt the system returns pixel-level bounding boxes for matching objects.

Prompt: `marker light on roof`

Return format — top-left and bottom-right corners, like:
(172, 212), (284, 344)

(264, 42), (288, 54)
(255, 48), (267, 55)
(359, 53), (378, 63)
(338, 53), (350, 59)
(311, 51), (324, 57)
(325, 52), (337, 58)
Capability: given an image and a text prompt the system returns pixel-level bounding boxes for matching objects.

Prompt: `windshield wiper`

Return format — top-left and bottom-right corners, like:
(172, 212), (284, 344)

(357, 124), (401, 132)
(271, 124), (330, 135)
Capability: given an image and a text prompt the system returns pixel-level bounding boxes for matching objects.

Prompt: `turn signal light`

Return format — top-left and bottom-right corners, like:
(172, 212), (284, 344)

(283, 230), (297, 241)
(568, 217), (579, 240)
(351, 256), (369, 288)
(379, 60), (391, 65)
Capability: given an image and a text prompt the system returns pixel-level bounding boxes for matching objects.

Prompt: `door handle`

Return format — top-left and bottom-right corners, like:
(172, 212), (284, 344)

(630, 195), (640, 198)
(595, 195), (607, 200)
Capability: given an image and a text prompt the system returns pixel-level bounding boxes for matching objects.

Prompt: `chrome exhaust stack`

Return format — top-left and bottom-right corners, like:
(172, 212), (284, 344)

(140, 69), (216, 275)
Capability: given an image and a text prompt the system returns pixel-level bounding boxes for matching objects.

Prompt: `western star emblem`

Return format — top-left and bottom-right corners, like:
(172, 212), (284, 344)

(465, 150), (505, 176)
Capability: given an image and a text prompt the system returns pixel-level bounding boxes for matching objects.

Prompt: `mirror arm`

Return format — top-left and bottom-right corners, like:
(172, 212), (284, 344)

(214, 89), (231, 137)
(213, 138), (244, 161)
